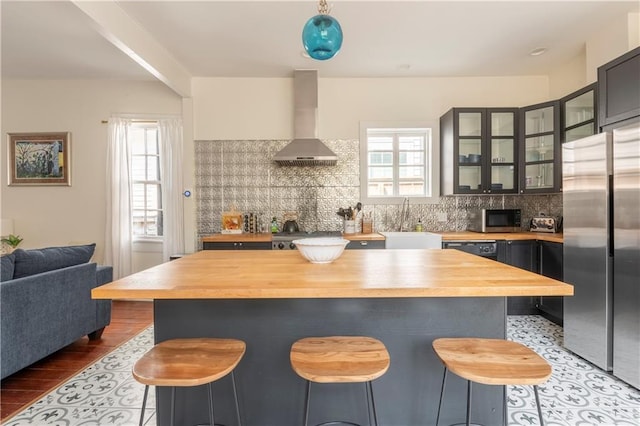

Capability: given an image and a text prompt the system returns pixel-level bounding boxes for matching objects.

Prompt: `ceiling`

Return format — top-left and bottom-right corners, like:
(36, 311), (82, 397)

(2, 1), (639, 83)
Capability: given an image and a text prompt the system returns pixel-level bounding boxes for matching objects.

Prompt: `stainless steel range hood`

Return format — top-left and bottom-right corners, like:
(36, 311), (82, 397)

(274, 70), (338, 166)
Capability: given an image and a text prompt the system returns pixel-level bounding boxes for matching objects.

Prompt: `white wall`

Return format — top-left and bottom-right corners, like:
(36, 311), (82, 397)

(1, 80), (182, 266)
(586, 12), (640, 83)
(193, 76), (550, 140)
(548, 51), (588, 100)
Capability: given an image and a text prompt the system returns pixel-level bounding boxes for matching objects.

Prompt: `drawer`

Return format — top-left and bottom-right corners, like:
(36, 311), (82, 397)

(346, 240), (385, 250)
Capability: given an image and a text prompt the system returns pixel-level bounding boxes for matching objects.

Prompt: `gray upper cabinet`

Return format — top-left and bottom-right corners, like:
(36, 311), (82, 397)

(441, 107), (519, 195)
(519, 100), (561, 194)
(561, 83), (597, 144)
(598, 45), (640, 130)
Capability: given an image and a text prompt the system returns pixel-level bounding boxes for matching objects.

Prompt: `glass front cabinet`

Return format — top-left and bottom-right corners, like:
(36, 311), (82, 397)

(561, 83), (597, 143)
(519, 101), (561, 193)
(440, 107), (519, 195)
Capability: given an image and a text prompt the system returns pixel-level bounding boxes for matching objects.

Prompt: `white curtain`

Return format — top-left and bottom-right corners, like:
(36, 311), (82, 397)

(158, 118), (185, 262)
(105, 118), (133, 280)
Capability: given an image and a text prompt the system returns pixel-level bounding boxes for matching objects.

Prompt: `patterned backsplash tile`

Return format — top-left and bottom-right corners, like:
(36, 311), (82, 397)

(195, 139), (562, 243)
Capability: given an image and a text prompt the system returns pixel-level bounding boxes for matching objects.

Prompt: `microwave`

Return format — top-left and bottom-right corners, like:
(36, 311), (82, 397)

(468, 209), (522, 233)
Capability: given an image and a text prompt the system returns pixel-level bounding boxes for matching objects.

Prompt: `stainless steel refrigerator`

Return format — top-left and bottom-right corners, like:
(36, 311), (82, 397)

(563, 122), (640, 389)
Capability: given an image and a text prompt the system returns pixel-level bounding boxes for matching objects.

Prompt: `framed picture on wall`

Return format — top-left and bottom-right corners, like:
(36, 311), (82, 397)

(7, 132), (71, 186)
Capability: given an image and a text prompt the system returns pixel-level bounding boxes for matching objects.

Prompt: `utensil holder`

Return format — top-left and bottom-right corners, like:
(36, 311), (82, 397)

(343, 220), (356, 234)
(362, 218), (373, 234)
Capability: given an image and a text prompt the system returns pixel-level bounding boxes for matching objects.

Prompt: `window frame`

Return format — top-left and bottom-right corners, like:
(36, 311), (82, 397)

(359, 120), (440, 205)
(130, 122), (163, 242)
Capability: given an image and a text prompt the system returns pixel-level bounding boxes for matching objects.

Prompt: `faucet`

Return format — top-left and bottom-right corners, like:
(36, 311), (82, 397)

(399, 197), (410, 231)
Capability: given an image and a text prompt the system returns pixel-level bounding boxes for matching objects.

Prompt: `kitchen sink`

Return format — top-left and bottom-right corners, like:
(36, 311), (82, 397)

(380, 232), (442, 249)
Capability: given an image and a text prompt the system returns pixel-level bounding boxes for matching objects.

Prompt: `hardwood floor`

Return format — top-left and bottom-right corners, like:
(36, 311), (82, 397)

(0, 300), (153, 422)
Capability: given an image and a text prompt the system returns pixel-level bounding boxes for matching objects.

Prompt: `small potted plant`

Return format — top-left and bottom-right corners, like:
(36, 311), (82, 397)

(1, 234), (23, 252)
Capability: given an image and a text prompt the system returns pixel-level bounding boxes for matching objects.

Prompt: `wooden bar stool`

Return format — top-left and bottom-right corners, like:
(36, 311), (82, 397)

(290, 336), (390, 426)
(432, 337), (552, 426)
(133, 337), (245, 426)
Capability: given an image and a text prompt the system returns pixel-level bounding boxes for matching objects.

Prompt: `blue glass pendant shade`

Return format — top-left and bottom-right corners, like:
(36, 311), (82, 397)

(302, 14), (343, 60)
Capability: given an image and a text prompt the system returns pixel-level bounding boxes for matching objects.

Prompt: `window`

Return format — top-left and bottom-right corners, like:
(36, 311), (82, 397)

(130, 124), (163, 239)
(360, 121), (439, 204)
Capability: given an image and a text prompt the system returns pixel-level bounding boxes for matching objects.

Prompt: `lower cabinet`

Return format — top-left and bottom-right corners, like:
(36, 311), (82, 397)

(498, 240), (540, 315)
(536, 241), (564, 325)
(444, 238), (563, 320)
(346, 239), (385, 250)
(203, 241), (272, 250)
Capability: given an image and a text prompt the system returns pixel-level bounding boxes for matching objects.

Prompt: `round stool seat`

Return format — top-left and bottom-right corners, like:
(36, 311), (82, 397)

(432, 337), (551, 385)
(290, 336), (390, 383)
(133, 337), (246, 387)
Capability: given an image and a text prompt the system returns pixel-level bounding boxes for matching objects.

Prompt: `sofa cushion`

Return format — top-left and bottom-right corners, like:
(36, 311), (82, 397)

(12, 244), (96, 279)
(0, 253), (16, 281)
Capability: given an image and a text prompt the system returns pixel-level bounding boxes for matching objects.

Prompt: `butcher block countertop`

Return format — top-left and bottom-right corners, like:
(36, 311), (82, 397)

(343, 233), (385, 241)
(201, 232), (385, 242)
(92, 249), (572, 300)
(439, 231), (563, 243)
(202, 233), (273, 242)
(201, 232), (560, 243)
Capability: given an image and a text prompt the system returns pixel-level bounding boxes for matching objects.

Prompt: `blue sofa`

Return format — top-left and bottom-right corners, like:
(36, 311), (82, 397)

(0, 244), (113, 380)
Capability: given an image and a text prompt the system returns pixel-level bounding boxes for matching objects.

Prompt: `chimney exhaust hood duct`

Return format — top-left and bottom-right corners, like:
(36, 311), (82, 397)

(274, 70), (338, 166)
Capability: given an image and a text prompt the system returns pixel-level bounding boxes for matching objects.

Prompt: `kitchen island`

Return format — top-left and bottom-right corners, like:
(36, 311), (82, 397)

(93, 249), (573, 426)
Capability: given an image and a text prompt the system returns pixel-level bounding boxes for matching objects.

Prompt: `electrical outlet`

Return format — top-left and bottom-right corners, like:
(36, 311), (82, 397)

(437, 212), (448, 222)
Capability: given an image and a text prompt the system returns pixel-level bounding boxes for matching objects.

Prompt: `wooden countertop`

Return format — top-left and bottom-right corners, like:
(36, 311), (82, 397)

(343, 233), (385, 241)
(439, 232), (563, 243)
(93, 249), (573, 300)
(202, 233), (272, 242)
(201, 233), (385, 242)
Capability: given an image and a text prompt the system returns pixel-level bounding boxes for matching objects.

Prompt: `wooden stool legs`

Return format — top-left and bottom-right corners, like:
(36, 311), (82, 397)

(435, 366), (546, 426)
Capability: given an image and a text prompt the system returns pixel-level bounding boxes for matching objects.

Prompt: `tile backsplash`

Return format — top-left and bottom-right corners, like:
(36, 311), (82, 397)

(195, 140), (562, 243)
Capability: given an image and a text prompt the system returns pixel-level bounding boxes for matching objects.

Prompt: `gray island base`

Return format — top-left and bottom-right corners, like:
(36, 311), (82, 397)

(154, 297), (507, 426)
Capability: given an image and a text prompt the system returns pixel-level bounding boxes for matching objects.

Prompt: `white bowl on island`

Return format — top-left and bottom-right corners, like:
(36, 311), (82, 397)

(293, 238), (350, 264)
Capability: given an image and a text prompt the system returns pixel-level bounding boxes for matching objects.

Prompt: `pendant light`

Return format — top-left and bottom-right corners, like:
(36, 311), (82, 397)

(302, 0), (343, 61)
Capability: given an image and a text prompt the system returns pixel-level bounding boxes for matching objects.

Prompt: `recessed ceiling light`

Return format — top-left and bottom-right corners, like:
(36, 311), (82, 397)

(529, 47), (548, 56)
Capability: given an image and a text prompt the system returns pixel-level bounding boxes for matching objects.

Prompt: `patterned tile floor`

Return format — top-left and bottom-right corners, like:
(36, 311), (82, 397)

(4, 316), (639, 425)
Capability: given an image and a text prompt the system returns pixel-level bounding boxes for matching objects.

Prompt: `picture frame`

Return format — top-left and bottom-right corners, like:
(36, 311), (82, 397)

(7, 132), (71, 186)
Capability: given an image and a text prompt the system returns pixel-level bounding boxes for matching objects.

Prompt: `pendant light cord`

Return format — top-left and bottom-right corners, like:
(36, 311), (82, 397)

(318, 0), (331, 15)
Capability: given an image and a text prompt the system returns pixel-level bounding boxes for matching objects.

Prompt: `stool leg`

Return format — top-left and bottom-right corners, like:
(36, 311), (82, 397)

(533, 385), (544, 426)
(139, 385), (149, 426)
(365, 382), (372, 426)
(303, 380), (311, 426)
(503, 385), (508, 426)
(435, 367), (448, 426)
(170, 387), (176, 426)
(231, 371), (242, 426)
(465, 380), (472, 426)
(208, 382), (216, 426)
(368, 381), (379, 426)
